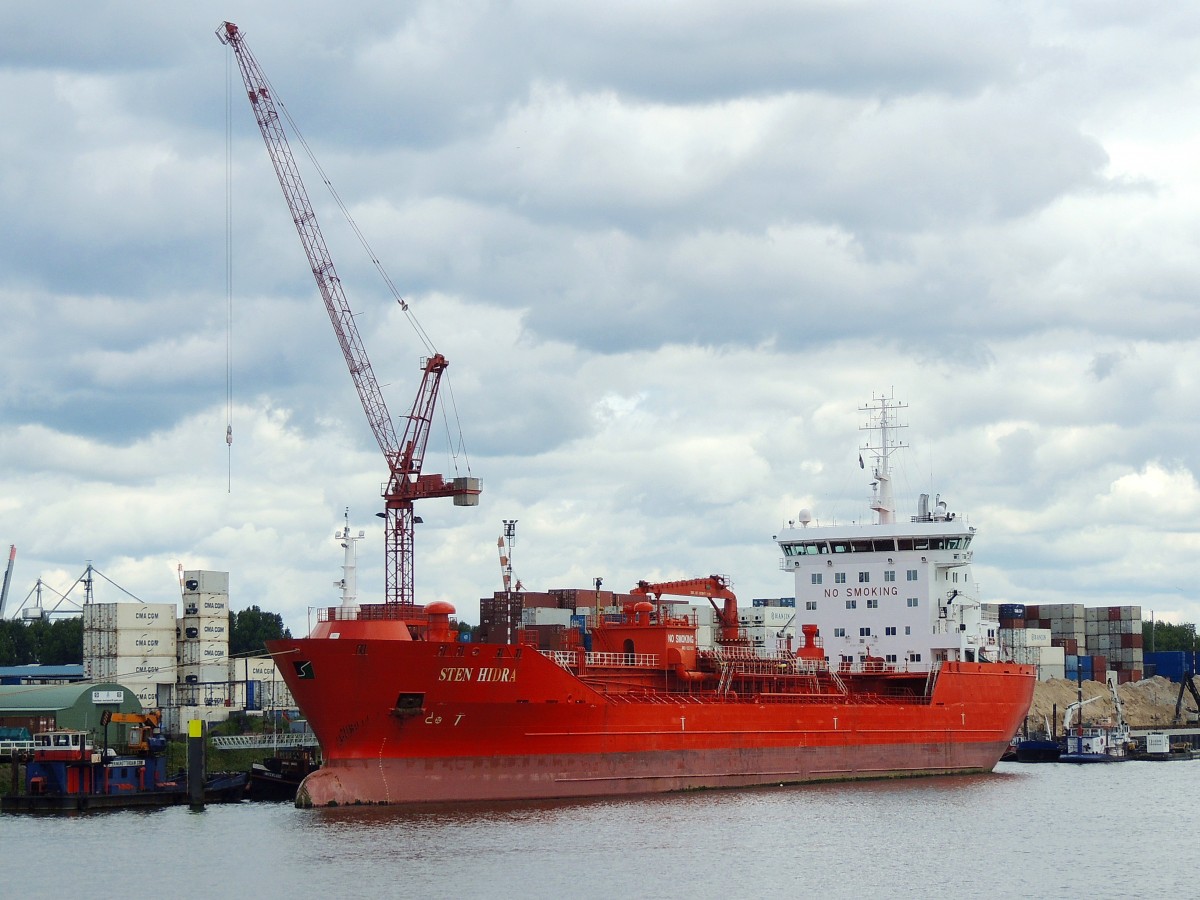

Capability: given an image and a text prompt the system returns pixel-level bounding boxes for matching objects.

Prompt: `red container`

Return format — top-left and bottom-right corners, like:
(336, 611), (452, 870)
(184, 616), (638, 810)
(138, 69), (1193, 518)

(1091, 655), (1107, 674)
(1053, 638), (1079, 655)
(1120, 633), (1143, 649)
(1026, 605), (1040, 618)
(1108, 606), (1121, 621)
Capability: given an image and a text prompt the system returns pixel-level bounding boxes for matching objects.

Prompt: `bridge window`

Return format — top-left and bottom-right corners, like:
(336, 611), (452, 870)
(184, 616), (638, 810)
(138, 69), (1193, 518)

(833, 628), (846, 638)
(884, 570), (895, 582)
(835, 573), (846, 584)
(811, 574), (822, 585)
(858, 572), (869, 583)
(845, 600), (857, 610)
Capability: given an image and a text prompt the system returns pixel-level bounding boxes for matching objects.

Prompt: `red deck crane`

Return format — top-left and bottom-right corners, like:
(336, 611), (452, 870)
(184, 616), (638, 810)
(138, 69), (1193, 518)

(217, 22), (480, 609)
(630, 575), (744, 644)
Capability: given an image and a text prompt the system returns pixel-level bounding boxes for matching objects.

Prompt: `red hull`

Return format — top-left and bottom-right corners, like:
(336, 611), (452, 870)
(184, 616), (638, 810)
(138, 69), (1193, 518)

(268, 633), (1035, 807)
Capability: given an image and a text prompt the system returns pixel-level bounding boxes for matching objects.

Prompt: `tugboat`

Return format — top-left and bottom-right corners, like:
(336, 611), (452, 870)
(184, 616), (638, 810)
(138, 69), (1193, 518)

(1059, 680), (1132, 763)
(248, 748), (320, 802)
(1, 711), (246, 812)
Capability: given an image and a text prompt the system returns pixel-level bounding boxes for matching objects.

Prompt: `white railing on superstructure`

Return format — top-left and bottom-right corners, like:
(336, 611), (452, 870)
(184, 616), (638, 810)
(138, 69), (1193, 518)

(210, 732), (319, 750)
(0, 739), (35, 757)
(540, 650), (661, 670)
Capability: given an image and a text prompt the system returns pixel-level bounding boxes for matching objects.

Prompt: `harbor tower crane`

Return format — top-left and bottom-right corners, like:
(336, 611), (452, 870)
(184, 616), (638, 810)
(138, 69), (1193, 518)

(217, 22), (480, 612)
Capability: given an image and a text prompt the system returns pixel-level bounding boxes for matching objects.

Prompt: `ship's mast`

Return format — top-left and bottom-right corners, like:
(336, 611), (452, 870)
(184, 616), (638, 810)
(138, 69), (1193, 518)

(860, 395), (908, 525)
(335, 510), (367, 610)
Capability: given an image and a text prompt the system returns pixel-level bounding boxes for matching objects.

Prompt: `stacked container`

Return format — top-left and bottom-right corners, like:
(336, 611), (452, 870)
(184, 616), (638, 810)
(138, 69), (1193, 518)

(177, 570), (231, 700)
(1086, 605), (1143, 683)
(229, 656), (296, 711)
(82, 601), (178, 709)
(743, 599), (798, 657)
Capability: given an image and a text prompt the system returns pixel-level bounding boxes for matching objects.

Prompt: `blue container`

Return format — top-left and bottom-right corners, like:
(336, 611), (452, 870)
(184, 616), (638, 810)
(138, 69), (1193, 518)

(570, 615), (587, 628)
(1145, 651), (1186, 682)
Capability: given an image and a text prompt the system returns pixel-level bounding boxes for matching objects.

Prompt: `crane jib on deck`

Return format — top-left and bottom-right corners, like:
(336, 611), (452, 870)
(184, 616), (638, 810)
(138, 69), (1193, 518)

(217, 22), (480, 609)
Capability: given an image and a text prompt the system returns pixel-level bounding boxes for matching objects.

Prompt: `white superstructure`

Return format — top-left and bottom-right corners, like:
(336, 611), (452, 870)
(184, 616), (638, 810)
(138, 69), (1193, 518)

(774, 396), (1001, 667)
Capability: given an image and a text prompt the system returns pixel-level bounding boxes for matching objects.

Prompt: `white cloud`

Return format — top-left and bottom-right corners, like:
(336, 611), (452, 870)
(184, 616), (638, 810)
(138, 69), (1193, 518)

(3, 1), (1200, 637)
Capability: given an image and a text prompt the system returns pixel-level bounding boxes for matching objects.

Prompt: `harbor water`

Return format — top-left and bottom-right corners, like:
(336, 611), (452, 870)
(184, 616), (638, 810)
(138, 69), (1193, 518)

(3, 760), (1193, 898)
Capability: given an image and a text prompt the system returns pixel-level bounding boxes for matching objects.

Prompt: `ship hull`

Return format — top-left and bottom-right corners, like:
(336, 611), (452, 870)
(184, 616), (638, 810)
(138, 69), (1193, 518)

(269, 635), (1034, 807)
(296, 741), (1008, 807)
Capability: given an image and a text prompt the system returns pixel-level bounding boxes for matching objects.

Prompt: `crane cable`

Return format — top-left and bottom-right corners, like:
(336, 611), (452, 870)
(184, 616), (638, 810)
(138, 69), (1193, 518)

(258, 67), (475, 475)
(265, 75), (438, 357)
(224, 48), (235, 492)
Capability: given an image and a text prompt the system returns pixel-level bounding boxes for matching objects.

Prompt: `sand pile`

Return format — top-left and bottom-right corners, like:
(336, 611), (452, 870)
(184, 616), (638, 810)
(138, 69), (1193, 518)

(1025, 676), (1198, 732)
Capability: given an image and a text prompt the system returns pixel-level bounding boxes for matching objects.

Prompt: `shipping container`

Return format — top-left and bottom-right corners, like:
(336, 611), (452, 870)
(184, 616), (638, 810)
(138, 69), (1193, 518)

(182, 593), (230, 617)
(229, 657), (278, 681)
(86, 602), (178, 632)
(180, 614), (229, 641)
(521, 606), (574, 627)
(179, 641), (229, 665)
(181, 570), (229, 595)
(97, 630), (176, 657)
(179, 663), (231, 685)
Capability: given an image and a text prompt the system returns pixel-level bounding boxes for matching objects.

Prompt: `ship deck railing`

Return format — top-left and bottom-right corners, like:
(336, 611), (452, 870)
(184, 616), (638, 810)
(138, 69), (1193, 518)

(0, 739), (36, 758)
(210, 733), (320, 751)
(541, 650), (662, 670)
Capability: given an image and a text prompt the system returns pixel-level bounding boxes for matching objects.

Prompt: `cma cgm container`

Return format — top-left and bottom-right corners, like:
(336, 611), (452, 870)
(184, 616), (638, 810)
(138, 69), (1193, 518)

(179, 641), (229, 665)
(181, 570), (229, 595)
(84, 602), (177, 632)
(182, 593), (230, 617)
(179, 615), (229, 641)
(97, 631), (176, 657)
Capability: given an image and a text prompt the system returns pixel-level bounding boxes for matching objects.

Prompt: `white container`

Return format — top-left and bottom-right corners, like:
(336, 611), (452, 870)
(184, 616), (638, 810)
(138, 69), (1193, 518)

(180, 641), (228, 665)
(179, 615), (229, 641)
(89, 603), (178, 632)
(180, 663), (230, 685)
(182, 593), (230, 617)
(255, 680), (296, 709)
(1038, 664), (1066, 682)
(1025, 628), (1052, 648)
(230, 657), (277, 681)
(82, 631), (103, 658)
(104, 631), (176, 657)
(181, 570), (229, 595)
(127, 684), (163, 710)
(521, 607), (574, 627)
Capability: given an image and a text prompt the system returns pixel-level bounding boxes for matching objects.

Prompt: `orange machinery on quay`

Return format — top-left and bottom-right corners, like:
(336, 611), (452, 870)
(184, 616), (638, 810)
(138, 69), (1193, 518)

(269, 577), (1036, 807)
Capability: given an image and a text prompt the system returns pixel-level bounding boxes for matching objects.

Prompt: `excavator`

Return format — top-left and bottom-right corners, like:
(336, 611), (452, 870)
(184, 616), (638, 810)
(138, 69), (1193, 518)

(1173, 671), (1200, 725)
(105, 711), (167, 756)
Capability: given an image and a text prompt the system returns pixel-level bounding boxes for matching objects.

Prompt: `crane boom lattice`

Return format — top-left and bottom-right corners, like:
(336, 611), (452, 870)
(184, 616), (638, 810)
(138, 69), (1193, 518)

(217, 22), (480, 608)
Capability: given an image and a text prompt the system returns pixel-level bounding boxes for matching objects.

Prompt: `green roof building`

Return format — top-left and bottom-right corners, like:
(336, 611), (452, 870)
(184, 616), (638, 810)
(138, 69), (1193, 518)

(0, 682), (145, 739)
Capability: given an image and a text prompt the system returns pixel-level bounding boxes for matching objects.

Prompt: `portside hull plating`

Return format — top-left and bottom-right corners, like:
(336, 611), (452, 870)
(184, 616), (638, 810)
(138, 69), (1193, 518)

(270, 636), (1034, 807)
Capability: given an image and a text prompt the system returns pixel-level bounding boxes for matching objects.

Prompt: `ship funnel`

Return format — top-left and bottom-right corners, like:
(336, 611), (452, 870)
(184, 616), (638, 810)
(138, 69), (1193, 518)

(918, 494), (929, 518)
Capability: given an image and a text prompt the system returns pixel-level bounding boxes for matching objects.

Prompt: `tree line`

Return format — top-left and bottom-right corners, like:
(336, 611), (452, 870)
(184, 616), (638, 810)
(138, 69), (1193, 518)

(0, 606), (294, 666)
(1143, 620), (1199, 653)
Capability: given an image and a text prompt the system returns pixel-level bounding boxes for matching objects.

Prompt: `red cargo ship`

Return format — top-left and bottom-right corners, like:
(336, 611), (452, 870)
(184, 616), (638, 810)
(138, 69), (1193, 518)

(270, 578), (1035, 807)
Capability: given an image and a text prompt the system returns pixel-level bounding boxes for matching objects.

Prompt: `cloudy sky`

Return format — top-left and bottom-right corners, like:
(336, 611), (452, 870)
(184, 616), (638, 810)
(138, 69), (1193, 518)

(3, 1), (1200, 635)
